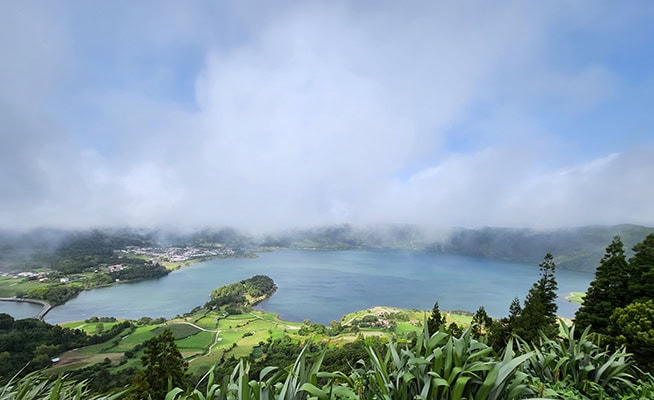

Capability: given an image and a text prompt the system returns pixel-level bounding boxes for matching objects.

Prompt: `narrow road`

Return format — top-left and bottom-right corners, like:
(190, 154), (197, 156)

(0, 297), (53, 320)
(176, 321), (222, 363)
(189, 332), (223, 363)
(175, 321), (219, 332)
(248, 312), (300, 330)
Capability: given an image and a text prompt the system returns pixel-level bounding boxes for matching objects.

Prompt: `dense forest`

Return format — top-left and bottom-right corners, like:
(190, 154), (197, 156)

(0, 314), (132, 377)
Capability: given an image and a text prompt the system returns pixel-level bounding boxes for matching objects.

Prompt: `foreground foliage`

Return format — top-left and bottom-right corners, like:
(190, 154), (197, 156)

(3, 321), (650, 399)
(0, 371), (125, 400)
(166, 327), (652, 400)
(163, 322), (645, 400)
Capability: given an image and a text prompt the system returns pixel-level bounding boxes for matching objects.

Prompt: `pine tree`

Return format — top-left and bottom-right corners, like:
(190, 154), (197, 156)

(628, 233), (654, 302)
(488, 298), (521, 351)
(513, 253), (558, 342)
(575, 236), (629, 334)
(508, 297), (522, 322)
(129, 328), (188, 400)
(471, 306), (492, 338)
(427, 301), (445, 335)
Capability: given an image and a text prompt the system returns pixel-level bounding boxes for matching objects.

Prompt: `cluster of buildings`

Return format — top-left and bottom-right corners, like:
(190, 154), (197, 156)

(118, 245), (236, 263)
(1, 271), (48, 281)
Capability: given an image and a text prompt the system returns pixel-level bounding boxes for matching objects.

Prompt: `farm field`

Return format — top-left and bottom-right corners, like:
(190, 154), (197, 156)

(0, 276), (43, 298)
(51, 305), (474, 377)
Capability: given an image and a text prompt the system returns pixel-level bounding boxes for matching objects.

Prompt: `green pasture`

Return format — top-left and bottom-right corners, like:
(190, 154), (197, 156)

(112, 326), (158, 351)
(217, 316), (256, 329)
(237, 331), (268, 349)
(60, 321), (122, 335)
(176, 331), (215, 350)
(193, 315), (219, 329)
(153, 323), (200, 339)
(395, 321), (422, 334)
(0, 277), (43, 298)
(48, 305), (484, 380)
(215, 331), (242, 348)
(188, 348), (225, 374)
(60, 321), (86, 330)
(445, 312), (473, 326)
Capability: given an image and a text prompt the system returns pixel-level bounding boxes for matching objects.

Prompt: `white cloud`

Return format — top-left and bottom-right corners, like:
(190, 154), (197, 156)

(0, 1), (653, 232)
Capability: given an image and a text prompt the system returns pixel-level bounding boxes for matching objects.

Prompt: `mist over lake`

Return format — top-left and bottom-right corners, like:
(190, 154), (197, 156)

(37, 249), (593, 324)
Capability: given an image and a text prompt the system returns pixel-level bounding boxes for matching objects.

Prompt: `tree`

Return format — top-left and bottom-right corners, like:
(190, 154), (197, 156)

(575, 236), (630, 334)
(627, 233), (654, 302)
(471, 306), (493, 339)
(447, 322), (463, 337)
(129, 329), (188, 400)
(513, 253), (559, 342)
(508, 297), (522, 321)
(488, 298), (521, 350)
(427, 301), (445, 335)
(609, 299), (654, 371)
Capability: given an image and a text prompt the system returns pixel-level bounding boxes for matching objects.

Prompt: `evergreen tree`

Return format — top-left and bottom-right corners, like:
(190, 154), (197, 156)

(627, 233), (654, 302)
(609, 299), (654, 371)
(129, 329), (188, 400)
(488, 297), (522, 350)
(471, 306), (492, 339)
(513, 253), (558, 342)
(427, 301), (445, 335)
(447, 322), (463, 337)
(575, 236), (630, 334)
(508, 297), (522, 322)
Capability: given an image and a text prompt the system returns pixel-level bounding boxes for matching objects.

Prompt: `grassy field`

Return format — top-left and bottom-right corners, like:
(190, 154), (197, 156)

(152, 323), (201, 339)
(341, 306), (472, 329)
(176, 331), (216, 351)
(112, 326), (158, 351)
(0, 276), (43, 297)
(51, 305), (480, 378)
(60, 320), (123, 334)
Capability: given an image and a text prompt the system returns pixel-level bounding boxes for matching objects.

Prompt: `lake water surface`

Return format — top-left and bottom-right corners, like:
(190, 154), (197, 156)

(0, 301), (43, 319)
(36, 249), (593, 324)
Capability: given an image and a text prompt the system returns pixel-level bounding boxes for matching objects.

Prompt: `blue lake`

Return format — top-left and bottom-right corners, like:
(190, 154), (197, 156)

(37, 249), (592, 324)
(0, 301), (43, 319)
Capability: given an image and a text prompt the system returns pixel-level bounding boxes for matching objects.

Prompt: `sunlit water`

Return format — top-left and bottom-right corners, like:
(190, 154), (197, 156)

(9, 249), (591, 324)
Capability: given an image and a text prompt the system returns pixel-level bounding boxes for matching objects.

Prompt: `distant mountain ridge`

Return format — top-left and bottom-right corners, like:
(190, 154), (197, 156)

(1, 224), (652, 272)
(434, 224), (654, 272)
(258, 224), (654, 272)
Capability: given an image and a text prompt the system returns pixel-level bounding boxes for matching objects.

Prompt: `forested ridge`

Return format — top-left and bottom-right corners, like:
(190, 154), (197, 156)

(3, 224), (653, 273)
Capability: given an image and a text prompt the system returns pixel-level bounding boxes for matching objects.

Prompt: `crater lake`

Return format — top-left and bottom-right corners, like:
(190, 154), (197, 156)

(38, 249), (594, 324)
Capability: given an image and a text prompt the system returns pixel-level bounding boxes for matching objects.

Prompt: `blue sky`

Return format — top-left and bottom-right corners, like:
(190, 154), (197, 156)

(1, 1), (653, 231)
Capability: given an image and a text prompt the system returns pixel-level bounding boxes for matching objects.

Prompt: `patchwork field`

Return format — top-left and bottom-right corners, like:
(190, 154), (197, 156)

(51, 306), (473, 376)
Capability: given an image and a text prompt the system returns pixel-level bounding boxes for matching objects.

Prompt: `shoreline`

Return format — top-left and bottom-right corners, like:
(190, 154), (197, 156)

(0, 297), (53, 320)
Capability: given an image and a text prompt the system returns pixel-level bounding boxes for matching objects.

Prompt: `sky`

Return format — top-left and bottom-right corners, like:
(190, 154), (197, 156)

(1, 1), (653, 232)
